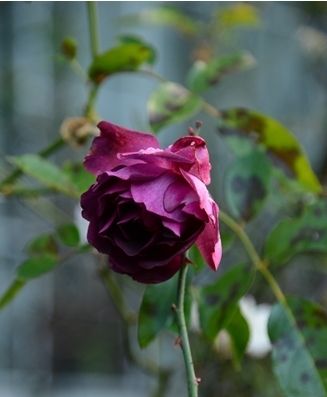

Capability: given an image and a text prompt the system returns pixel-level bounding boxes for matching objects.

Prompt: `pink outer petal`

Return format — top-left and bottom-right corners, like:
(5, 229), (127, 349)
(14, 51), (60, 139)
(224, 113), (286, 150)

(180, 170), (213, 218)
(170, 136), (211, 185)
(195, 201), (222, 270)
(84, 121), (160, 175)
(130, 173), (188, 222)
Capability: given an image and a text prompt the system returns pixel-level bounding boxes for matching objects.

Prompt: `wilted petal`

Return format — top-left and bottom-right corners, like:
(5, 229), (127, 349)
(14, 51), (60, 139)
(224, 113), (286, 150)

(119, 148), (193, 170)
(180, 170), (213, 218)
(84, 121), (160, 175)
(108, 163), (164, 181)
(195, 201), (222, 270)
(163, 180), (197, 213)
(170, 136), (211, 184)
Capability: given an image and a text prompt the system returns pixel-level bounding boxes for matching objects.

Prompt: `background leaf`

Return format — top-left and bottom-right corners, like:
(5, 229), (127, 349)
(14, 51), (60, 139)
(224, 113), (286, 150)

(187, 53), (255, 94)
(27, 233), (58, 256)
(88, 38), (156, 84)
(17, 254), (58, 280)
(264, 200), (327, 266)
(63, 162), (95, 194)
(0, 279), (26, 310)
(198, 263), (254, 341)
(218, 108), (322, 193)
(122, 6), (199, 36)
(268, 298), (327, 397)
(216, 3), (261, 31)
(148, 82), (202, 132)
(225, 306), (250, 367)
(8, 154), (78, 197)
(225, 150), (272, 221)
(138, 275), (177, 348)
(56, 223), (80, 247)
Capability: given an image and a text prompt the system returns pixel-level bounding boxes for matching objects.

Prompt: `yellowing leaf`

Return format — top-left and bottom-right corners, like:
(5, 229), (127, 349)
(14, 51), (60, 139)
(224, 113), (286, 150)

(217, 3), (261, 30)
(218, 108), (321, 193)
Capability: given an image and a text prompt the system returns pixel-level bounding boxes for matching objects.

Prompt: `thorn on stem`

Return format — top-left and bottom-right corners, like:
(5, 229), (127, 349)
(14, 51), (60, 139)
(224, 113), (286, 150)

(174, 336), (182, 347)
(195, 377), (202, 385)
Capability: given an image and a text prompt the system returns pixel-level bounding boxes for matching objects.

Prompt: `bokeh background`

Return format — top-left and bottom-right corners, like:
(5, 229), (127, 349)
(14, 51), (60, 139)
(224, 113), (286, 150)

(1, 2), (327, 396)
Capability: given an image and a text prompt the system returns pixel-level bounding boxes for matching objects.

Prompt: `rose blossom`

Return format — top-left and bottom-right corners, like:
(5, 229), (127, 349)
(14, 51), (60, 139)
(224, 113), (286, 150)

(80, 121), (222, 283)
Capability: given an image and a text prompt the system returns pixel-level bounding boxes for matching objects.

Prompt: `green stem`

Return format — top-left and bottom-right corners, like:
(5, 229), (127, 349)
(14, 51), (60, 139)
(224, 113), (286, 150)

(87, 1), (100, 58)
(219, 210), (287, 306)
(85, 84), (99, 121)
(85, 2), (101, 121)
(175, 265), (198, 397)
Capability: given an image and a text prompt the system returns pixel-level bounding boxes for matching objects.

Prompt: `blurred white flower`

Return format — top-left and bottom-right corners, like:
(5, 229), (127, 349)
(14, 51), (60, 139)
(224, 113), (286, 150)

(74, 205), (88, 244)
(240, 295), (272, 358)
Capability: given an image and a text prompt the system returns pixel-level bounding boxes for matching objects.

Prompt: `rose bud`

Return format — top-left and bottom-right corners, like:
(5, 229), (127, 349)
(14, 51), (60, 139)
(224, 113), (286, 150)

(80, 121), (222, 283)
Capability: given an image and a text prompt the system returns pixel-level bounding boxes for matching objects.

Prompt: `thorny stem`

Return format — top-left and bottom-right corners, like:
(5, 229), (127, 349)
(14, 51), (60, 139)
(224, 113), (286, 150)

(174, 264), (198, 397)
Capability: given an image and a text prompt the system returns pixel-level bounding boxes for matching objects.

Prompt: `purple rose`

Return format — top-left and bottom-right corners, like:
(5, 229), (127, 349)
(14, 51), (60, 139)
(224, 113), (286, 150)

(81, 121), (222, 283)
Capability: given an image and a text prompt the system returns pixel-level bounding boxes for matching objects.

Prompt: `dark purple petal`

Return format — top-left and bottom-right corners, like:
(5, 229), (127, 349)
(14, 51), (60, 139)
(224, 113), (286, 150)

(131, 255), (183, 283)
(84, 121), (160, 175)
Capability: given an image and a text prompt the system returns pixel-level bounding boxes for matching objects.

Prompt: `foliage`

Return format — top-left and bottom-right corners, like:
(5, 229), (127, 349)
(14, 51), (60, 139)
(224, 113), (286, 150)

(0, 3), (326, 397)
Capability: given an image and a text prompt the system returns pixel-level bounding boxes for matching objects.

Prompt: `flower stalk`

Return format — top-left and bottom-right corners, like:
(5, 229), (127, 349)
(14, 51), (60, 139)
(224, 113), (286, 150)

(175, 264), (198, 397)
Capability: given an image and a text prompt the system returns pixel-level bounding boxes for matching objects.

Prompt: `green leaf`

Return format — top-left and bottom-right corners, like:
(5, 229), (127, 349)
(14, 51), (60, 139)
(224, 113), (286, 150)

(17, 254), (58, 280)
(225, 150), (272, 221)
(56, 223), (80, 247)
(27, 234), (58, 256)
(199, 263), (254, 341)
(88, 38), (156, 84)
(268, 298), (327, 397)
(220, 222), (236, 253)
(122, 6), (199, 36)
(62, 162), (95, 194)
(8, 154), (78, 197)
(218, 108), (322, 193)
(0, 279), (26, 310)
(264, 200), (327, 266)
(187, 53), (255, 94)
(148, 82), (202, 133)
(138, 275), (178, 348)
(225, 306), (250, 367)
(188, 245), (205, 272)
(216, 3), (261, 31)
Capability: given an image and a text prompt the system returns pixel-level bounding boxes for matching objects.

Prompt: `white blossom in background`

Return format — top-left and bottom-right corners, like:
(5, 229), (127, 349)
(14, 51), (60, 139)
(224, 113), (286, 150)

(74, 205), (88, 244)
(240, 295), (272, 358)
